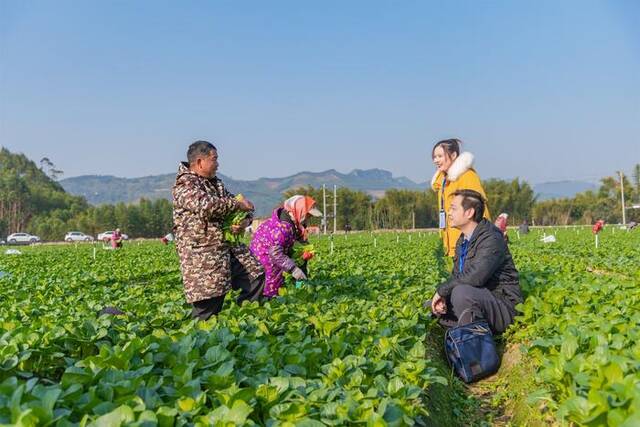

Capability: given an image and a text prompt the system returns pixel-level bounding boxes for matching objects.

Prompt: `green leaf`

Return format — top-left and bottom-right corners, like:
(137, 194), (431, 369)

(177, 397), (195, 412)
(269, 402), (308, 421)
(226, 400), (253, 424)
(156, 407), (177, 427)
(270, 377), (290, 394)
(295, 419), (326, 427)
(61, 367), (93, 388)
(387, 378), (404, 396)
(204, 345), (232, 366)
(603, 363), (623, 384)
(559, 396), (591, 421)
(381, 401), (405, 427)
(92, 405), (135, 427)
(560, 335), (578, 360)
(620, 412), (640, 427)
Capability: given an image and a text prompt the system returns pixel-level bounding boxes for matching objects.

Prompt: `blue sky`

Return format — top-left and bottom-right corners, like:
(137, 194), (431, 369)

(1, 1), (638, 184)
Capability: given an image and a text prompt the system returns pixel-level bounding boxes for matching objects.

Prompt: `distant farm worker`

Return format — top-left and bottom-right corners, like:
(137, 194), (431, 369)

(426, 190), (522, 334)
(111, 228), (123, 249)
(592, 219), (605, 234)
(250, 195), (323, 298)
(172, 140), (265, 320)
(494, 213), (509, 243)
(518, 220), (530, 235)
(431, 139), (491, 257)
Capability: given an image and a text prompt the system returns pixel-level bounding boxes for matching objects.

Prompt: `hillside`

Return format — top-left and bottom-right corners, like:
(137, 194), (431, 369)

(60, 168), (426, 216)
(61, 169), (602, 216)
(532, 180), (598, 201)
(0, 147), (87, 234)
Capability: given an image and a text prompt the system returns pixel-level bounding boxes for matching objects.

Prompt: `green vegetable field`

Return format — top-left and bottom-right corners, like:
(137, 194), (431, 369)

(0, 227), (638, 426)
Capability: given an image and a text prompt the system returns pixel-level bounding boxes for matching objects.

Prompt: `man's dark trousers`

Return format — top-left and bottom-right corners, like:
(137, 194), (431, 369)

(192, 255), (265, 320)
(437, 285), (516, 334)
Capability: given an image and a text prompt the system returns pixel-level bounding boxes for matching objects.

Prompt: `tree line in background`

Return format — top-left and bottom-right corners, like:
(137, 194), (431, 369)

(287, 171), (640, 231)
(533, 169), (640, 225)
(284, 179), (537, 231)
(1, 148), (638, 241)
(0, 148), (173, 240)
(28, 199), (174, 241)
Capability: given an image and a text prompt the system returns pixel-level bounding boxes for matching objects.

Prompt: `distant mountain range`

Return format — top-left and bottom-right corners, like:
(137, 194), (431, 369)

(60, 168), (425, 216)
(60, 170), (598, 216)
(532, 180), (598, 201)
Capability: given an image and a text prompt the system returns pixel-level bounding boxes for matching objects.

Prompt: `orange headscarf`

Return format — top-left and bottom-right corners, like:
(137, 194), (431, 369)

(283, 195), (318, 239)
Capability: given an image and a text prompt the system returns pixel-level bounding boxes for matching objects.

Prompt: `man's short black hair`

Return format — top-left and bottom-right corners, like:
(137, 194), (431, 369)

(187, 140), (217, 165)
(452, 189), (485, 223)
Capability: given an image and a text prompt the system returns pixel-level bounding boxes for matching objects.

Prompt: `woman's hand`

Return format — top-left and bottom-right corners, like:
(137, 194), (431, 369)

(292, 267), (307, 281)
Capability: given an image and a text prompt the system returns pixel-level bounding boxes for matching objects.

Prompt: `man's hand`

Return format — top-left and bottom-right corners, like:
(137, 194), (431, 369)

(230, 218), (251, 235)
(237, 198), (255, 212)
(431, 291), (447, 315)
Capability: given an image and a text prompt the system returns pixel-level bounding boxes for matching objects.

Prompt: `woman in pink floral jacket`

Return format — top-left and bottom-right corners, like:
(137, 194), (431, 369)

(250, 196), (322, 298)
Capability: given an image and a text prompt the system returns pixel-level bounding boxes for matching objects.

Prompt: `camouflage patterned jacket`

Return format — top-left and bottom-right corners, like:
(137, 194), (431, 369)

(172, 162), (263, 303)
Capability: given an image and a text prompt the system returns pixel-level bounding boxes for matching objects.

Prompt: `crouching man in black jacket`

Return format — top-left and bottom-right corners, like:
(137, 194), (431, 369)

(429, 189), (523, 334)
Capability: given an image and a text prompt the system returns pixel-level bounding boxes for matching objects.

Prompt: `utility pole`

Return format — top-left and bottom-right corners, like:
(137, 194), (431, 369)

(322, 184), (327, 235)
(412, 210), (416, 230)
(368, 204), (373, 231)
(620, 171), (626, 225)
(333, 185), (337, 234)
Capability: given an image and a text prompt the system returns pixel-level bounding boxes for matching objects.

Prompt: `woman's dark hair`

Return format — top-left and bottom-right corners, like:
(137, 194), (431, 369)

(452, 189), (485, 223)
(187, 140), (217, 165)
(432, 138), (461, 160)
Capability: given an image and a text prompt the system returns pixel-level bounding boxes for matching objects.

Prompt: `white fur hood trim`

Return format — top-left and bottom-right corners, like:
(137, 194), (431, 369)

(430, 151), (475, 187)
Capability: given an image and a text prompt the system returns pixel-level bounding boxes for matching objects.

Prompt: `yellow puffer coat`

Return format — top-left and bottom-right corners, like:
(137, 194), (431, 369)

(431, 152), (491, 257)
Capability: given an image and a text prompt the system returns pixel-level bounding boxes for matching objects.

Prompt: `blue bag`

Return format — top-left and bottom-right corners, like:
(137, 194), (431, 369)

(444, 312), (500, 383)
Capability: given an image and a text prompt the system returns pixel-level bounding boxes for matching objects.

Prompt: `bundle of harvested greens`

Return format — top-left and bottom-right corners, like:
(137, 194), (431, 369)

(223, 194), (248, 244)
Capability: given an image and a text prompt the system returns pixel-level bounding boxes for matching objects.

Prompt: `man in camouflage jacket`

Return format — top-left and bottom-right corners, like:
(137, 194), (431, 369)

(172, 141), (264, 320)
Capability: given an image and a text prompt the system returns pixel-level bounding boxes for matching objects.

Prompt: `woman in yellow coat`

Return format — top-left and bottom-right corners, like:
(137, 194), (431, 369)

(431, 139), (491, 257)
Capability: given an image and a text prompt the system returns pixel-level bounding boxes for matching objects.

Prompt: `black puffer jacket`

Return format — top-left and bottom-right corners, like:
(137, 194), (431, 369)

(437, 219), (523, 311)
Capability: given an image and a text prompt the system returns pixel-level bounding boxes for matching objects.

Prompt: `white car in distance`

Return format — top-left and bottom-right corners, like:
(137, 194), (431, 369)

(97, 231), (129, 242)
(65, 231), (94, 242)
(6, 233), (41, 245)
